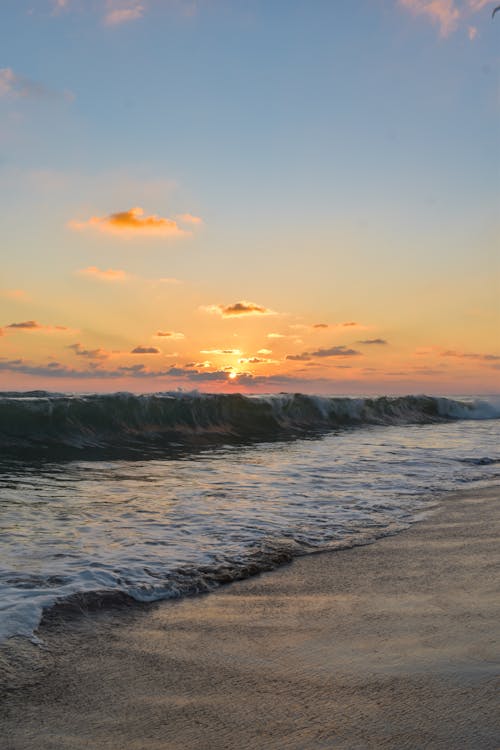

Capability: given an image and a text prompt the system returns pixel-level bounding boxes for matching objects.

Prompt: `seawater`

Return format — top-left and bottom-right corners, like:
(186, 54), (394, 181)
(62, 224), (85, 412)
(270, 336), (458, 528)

(0, 392), (499, 642)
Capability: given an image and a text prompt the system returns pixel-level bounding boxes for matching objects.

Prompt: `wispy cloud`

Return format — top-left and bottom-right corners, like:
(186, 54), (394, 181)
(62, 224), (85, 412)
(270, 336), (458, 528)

(357, 338), (388, 345)
(399, 0), (460, 36)
(398, 0), (497, 37)
(0, 289), (30, 301)
(77, 266), (129, 281)
(68, 343), (110, 360)
(202, 301), (276, 317)
(69, 207), (195, 237)
(155, 331), (185, 339)
(176, 213), (203, 225)
(441, 349), (500, 361)
(200, 348), (242, 355)
(5, 320), (72, 333)
(0, 67), (74, 101)
(51, 0), (69, 14)
(238, 356), (275, 365)
(104, 2), (145, 26)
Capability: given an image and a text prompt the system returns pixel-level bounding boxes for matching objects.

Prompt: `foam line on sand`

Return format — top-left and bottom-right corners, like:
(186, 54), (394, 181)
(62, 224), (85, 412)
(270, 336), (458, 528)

(1, 486), (499, 749)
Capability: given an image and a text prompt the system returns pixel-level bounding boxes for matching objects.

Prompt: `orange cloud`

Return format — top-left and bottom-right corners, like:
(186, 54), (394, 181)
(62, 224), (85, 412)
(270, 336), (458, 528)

(69, 207), (191, 237)
(155, 331), (185, 340)
(399, 0), (461, 36)
(200, 348), (242, 355)
(104, 3), (145, 26)
(203, 301), (276, 317)
(1, 289), (30, 301)
(77, 266), (129, 281)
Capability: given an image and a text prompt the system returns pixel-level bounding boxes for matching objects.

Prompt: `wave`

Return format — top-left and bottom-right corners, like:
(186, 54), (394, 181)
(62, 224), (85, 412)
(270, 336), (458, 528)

(0, 392), (498, 455)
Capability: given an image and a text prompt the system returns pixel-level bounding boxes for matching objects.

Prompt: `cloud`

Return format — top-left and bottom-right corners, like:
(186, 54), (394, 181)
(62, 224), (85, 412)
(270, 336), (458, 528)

(51, 0), (69, 13)
(176, 213), (203, 225)
(1, 289), (30, 301)
(203, 301), (276, 317)
(0, 67), (73, 101)
(467, 0), (496, 10)
(104, 3), (145, 26)
(6, 320), (43, 329)
(398, 0), (461, 36)
(68, 343), (109, 360)
(155, 331), (185, 339)
(441, 349), (500, 361)
(69, 207), (192, 237)
(5, 320), (71, 332)
(77, 266), (129, 281)
(286, 345), (361, 362)
(257, 349), (272, 355)
(357, 338), (388, 345)
(313, 323), (329, 329)
(238, 357), (275, 365)
(267, 333), (286, 339)
(398, 0), (497, 36)
(200, 348), (242, 355)
(310, 346), (361, 358)
(131, 346), (161, 354)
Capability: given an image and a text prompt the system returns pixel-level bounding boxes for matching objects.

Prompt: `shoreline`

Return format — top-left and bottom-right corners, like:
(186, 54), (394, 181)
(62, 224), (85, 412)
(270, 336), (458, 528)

(1, 484), (499, 749)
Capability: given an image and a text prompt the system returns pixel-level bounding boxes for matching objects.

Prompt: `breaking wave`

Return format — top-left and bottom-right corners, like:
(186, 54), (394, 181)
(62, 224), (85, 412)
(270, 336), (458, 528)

(0, 391), (498, 454)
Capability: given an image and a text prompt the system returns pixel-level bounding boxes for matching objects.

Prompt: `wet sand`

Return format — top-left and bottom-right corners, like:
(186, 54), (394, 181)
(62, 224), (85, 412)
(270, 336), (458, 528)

(1, 486), (499, 749)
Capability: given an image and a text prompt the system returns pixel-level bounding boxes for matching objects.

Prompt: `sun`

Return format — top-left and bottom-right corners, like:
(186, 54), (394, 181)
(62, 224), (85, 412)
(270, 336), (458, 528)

(228, 371), (238, 380)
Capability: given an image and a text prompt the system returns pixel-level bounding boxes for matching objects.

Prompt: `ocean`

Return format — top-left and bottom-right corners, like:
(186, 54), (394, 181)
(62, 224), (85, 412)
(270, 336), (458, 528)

(0, 391), (498, 643)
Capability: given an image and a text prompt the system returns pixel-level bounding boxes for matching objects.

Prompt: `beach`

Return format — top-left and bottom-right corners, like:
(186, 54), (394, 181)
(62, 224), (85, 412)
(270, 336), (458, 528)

(1, 484), (498, 749)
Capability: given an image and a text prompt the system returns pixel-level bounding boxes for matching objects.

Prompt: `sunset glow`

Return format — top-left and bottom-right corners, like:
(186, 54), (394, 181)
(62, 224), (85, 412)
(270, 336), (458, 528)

(0, 1), (498, 395)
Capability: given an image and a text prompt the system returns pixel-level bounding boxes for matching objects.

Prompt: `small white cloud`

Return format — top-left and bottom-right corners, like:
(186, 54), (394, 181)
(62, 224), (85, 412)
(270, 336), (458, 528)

(104, 2), (145, 26)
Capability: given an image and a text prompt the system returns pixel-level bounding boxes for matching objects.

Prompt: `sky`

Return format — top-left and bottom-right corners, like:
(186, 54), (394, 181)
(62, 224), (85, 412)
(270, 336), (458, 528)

(0, 0), (499, 395)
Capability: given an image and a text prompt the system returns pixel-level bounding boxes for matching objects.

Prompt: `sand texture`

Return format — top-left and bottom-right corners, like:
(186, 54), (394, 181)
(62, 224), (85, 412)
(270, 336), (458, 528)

(1, 486), (499, 749)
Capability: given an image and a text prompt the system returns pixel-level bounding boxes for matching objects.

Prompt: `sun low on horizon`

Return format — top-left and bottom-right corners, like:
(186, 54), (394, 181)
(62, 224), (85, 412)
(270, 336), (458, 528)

(1, 0), (498, 396)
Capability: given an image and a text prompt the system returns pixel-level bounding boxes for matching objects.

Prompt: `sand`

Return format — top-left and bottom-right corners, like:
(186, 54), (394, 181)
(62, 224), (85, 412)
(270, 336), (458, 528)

(1, 486), (499, 749)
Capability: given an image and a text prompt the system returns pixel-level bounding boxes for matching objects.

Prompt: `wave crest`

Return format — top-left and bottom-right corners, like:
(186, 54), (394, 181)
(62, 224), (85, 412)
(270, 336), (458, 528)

(0, 392), (498, 453)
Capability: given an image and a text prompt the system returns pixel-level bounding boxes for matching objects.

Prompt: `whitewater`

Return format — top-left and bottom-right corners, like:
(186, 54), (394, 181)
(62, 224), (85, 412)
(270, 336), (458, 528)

(0, 392), (499, 643)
